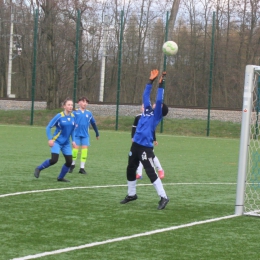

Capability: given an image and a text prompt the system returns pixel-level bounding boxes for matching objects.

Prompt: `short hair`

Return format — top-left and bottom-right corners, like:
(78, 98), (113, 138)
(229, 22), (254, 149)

(78, 96), (89, 103)
(162, 103), (168, 117)
(62, 97), (73, 106)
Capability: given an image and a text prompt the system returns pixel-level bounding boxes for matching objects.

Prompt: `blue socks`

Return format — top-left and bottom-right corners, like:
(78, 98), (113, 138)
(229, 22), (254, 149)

(37, 159), (51, 170)
(37, 160), (70, 180)
(57, 164), (70, 179)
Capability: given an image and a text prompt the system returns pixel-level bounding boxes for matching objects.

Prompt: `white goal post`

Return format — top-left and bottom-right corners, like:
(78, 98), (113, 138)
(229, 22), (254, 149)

(235, 65), (260, 216)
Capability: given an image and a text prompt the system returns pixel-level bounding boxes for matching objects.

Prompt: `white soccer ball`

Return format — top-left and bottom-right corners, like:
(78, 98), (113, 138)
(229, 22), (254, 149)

(162, 41), (178, 56)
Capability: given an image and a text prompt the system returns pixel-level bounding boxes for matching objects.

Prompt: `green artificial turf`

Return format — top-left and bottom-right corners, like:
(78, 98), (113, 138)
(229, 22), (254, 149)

(0, 125), (259, 260)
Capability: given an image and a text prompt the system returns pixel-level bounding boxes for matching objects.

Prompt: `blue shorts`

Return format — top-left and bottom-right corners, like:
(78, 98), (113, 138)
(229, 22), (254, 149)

(51, 141), (72, 155)
(74, 136), (90, 146)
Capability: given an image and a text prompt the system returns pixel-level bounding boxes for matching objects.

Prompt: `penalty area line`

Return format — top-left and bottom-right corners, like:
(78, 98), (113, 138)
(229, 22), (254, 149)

(11, 214), (238, 260)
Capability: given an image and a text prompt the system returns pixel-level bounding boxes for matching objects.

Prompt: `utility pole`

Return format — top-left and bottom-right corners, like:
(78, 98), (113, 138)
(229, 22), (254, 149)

(99, 15), (109, 102)
(7, 8), (15, 98)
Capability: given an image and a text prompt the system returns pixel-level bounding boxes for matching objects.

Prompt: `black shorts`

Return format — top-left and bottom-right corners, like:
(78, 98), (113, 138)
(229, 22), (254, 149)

(127, 142), (157, 182)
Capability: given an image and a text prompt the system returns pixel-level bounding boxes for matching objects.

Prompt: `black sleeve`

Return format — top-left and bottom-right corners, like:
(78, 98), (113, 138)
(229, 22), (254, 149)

(131, 115), (141, 138)
(153, 131), (156, 141)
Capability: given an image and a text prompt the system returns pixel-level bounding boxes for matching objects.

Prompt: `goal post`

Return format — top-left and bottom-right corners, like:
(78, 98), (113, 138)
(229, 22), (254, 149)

(235, 65), (260, 216)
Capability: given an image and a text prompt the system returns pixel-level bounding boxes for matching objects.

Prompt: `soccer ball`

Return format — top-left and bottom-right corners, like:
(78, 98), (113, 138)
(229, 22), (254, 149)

(162, 41), (178, 56)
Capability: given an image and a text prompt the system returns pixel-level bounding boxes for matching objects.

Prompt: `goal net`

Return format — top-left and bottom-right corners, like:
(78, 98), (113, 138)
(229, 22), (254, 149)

(235, 65), (260, 216)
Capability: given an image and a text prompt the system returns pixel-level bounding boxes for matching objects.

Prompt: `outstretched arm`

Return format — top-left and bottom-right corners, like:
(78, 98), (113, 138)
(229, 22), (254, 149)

(143, 69), (159, 109)
(154, 71), (167, 121)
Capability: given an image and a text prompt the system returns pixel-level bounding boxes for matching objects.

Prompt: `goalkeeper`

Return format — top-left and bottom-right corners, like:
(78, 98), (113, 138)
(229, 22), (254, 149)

(131, 105), (165, 180)
(120, 69), (169, 210)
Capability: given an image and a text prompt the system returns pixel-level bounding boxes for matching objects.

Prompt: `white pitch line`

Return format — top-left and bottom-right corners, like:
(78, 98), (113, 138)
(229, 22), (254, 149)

(0, 183), (236, 198)
(11, 214), (238, 260)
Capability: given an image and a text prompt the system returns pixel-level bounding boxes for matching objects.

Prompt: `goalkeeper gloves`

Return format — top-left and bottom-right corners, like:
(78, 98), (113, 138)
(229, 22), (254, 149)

(148, 69), (159, 83)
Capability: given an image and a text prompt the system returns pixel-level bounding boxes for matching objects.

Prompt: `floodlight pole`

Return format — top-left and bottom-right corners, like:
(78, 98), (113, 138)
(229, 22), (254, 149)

(73, 9), (80, 109)
(7, 11), (15, 98)
(99, 15), (109, 102)
(115, 10), (123, 131)
(30, 9), (39, 125)
(206, 11), (216, 136)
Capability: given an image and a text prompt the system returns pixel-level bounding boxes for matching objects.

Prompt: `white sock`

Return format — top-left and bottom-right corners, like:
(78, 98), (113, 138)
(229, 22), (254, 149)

(80, 162), (85, 168)
(127, 180), (137, 196)
(136, 162), (143, 175)
(71, 161), (76, 166)
(154, 156), (163, 171)
(152, 178), (167, 198)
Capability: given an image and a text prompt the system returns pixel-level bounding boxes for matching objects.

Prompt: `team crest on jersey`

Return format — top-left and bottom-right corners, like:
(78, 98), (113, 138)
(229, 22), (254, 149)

(129, 151), (132, 156)
(68, 118), (70, 121)
(141, 152), (147, 160)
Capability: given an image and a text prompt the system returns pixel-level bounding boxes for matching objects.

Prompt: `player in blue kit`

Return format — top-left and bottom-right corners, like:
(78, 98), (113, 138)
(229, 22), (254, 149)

(34, 98), (76, 182)
(69, 97), (99, 174)
(120, 69), (169, 210)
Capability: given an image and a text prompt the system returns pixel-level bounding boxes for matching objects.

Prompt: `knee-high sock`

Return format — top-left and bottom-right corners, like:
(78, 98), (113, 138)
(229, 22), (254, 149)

(71, 148), (78, 165)
(37, 159), (51, 171)
(127, 180), (137, 196)
(154, 156), (163, 171)
(80, 148), (88, 168)
(58, 164), (70, 179)
(152, 178), (167, 198)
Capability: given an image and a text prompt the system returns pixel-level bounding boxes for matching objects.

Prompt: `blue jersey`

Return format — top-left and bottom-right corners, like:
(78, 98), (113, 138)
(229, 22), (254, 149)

(73, 109), (99, 138)
(46, 112), (75, 145)
(133, 83), (164, 147)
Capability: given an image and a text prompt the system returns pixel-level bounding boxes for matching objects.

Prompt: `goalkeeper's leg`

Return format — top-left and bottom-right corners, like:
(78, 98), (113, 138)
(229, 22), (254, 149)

(140, 148), (168, 201)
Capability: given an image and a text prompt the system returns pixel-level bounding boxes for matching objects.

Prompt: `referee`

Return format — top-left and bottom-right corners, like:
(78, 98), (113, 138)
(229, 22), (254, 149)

(120, 69), (169, 210)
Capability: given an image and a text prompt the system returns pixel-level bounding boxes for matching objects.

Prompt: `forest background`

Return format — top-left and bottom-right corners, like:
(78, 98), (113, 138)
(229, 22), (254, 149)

(0, 0), (260, 109)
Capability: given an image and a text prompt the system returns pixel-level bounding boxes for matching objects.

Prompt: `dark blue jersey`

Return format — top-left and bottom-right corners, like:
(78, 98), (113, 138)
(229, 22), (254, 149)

(73, 109), (99, 138)
(46, 112), (75, 145)
(131, 113), (156, 141)
(133, 83), (164, 147)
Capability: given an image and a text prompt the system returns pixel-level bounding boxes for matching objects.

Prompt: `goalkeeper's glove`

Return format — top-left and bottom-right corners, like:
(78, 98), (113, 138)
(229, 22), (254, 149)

(148, 69), (159, 83)
(159, 71), (166, 88)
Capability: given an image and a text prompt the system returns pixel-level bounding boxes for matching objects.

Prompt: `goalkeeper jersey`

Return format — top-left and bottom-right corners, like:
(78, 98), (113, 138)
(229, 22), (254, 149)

(46, 112), (75, 145)
(133, 83), (164, 148)
(73, 109), (99, 137)
(131, 113), (156, 141)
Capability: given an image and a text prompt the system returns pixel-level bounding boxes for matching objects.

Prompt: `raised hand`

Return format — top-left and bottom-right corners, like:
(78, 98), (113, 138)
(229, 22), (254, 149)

(149, 69), (159, 81)
(159, 71), (167, 84)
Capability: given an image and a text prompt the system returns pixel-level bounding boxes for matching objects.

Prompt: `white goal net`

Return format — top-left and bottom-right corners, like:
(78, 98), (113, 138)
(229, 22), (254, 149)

(235, 65), (260, 216)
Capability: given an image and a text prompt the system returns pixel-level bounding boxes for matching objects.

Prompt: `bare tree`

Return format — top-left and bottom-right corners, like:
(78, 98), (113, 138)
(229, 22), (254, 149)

(38, 0), (59, 109)
(2, 0), (260, 109)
